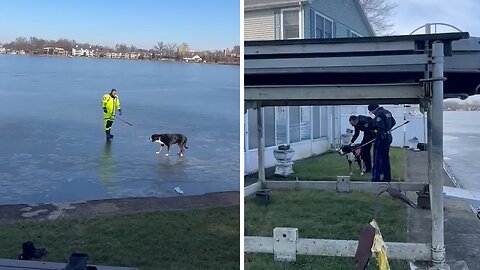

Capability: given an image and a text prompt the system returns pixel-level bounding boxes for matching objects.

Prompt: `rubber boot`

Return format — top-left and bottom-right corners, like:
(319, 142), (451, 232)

(106, 130), (114, 140)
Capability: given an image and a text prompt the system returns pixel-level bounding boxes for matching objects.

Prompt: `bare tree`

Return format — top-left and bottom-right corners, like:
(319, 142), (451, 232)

(232, 45), (240, 54)
(358, 0), (397, 35)
(165, 43), (177, 58)
(154, 42), (165, 52)
(115, 44), (129, 53)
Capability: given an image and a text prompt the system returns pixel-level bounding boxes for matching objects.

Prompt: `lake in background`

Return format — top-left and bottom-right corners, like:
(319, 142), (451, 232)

(0, 55), (239, 205)
(444, 111), (480, 209)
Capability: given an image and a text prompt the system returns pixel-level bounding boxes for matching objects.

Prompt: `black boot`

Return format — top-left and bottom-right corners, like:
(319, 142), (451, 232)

(106, 130), (114, 140)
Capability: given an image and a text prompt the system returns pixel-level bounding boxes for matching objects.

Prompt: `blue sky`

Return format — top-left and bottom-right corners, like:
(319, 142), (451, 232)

(0, 0), (240, 51)
(391, 0), (480, 37)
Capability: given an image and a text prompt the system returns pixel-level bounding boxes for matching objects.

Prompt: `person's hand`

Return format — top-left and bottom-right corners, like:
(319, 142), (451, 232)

(118, 109), (122, 116)
(103, 107), (107, 113)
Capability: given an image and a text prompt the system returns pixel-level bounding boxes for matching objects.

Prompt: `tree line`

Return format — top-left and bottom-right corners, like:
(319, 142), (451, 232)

(1, 36), (240, 62)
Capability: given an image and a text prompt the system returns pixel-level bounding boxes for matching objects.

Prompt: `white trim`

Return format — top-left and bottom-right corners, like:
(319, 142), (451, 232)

(348, 29), (362, 38)
(280, 7), (302, 40)
(286, 106), (290, 143)
(274, 106), (278, 145)
(310, 106), (315, 140)
(313, 11), (334, 39)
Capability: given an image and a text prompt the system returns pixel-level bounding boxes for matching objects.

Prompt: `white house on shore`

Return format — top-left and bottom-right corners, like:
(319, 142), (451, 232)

(72, 47), (94, 57)
(244, 0), (421, 174)
(183, 55), (202, 62)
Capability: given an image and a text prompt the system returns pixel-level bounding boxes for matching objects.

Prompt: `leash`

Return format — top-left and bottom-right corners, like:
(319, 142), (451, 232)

(352, 121), (410, 151)
(105, 94), (133, 127)
(115, 116), (133, 127)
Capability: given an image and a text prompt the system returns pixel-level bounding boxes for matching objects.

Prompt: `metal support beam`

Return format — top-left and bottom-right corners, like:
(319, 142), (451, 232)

(245, 182), (262, 197)
(264, 180), (427, 193)
(430, 41), (447, 268)
(256, 102), (266, 187)
(245, 234), (432, 261)
(245, 84), (423, 105)
(245, 54), (429, 70)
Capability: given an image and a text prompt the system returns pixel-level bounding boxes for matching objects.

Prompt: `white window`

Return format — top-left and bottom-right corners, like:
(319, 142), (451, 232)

(300, 106), (312, 141)
(264, 107), (276, 147)
(281, 8), (301, 39)
(247, 109), (258, 150)
(289, 106), (301, 143)
(315, 12), (334, 38)
(348, 29), (362, 38)
(320, 106), (328, 137)
(313, 106), (320, 139)
(276, 106), (288, 145)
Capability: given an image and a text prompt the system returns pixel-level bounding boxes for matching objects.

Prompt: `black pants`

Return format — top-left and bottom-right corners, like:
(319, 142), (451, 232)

(360, 131), (374, 172)
(372, 132), (393, 182)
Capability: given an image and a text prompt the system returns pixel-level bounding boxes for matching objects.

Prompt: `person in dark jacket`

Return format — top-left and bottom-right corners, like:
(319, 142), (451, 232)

(349, 115), (375, 173)
(368, 104), (396, 182)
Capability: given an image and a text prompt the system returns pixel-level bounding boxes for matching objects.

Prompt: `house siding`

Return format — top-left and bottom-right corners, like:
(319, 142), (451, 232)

(245, 10), (275, 41)
(244, 0), (374, 174)
(308, 0), (371, 37)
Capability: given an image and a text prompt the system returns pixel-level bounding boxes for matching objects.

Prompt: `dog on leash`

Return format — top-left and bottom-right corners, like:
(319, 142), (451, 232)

(150, 133), (189, 157)
(338, 144), (365, 175)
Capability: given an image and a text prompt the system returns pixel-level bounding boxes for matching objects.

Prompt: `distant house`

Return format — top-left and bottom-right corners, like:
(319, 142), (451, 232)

(72, 47), (94, 57)
(0, 46), (6, 54)
(53, 47), (66, 55)
(43, 47), (54, 54)
(243, 0), (374, 173)
(183, 55), (202, 62)
(128, 52), (141, 59)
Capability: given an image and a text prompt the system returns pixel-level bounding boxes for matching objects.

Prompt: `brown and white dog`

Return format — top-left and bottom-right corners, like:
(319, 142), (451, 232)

(150, 133), (189, 157)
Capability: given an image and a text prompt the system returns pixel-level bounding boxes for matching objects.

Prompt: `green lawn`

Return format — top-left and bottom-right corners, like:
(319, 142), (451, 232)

(245, 147), (406, 185)
(244, 148), (408, 269)
(245, 191), (407, 269)
(0, 206), (239, 270)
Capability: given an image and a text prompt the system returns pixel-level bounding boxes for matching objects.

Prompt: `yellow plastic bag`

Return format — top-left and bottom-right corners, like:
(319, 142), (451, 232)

(370, 220), (390, 270)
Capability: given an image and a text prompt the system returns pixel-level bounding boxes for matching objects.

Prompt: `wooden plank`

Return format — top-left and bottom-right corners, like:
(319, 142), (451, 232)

(244, 236), (432, 261)
(244, 236), (273, 253)
(264, 180), (427, 192)
(245, 40), (417, 55)
(0, 258), (137, 270)
(245, 54), (429, 69)
(245, 181), (262, 197)
(245, 84), (423, 101)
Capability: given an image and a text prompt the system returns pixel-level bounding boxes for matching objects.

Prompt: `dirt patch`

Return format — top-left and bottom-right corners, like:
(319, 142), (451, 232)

(0, 191), (239, 224)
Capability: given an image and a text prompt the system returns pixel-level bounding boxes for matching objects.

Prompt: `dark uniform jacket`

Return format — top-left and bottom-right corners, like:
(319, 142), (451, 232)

(351, 115), (374, 143)
(373, 107), (396, 133)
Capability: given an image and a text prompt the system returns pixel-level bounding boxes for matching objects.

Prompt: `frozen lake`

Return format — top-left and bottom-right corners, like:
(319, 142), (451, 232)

(0, 55), (240, 205)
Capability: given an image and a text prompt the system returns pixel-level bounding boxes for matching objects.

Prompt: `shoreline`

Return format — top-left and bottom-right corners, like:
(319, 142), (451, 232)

(0, 191), (240, 224)
(0, 53), (240, 66)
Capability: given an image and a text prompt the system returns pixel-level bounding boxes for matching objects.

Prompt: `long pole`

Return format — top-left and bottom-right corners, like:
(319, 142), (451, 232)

(430, 41), (446, 267)
(353, 121), (410, 150)
(257, 102), (266, 188)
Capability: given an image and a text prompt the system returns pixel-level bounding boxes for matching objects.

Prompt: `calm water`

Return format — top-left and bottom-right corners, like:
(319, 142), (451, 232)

(0, 55), (239, 205)
(444, 111), (480, 194)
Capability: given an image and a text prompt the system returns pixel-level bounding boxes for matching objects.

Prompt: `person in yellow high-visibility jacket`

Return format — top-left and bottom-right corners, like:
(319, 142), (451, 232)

(101, 89), (122, 140)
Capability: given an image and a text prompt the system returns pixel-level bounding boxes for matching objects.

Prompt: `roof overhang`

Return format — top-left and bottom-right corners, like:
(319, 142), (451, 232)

(245, 0), (311, 11)
(245, 32), (480, 107)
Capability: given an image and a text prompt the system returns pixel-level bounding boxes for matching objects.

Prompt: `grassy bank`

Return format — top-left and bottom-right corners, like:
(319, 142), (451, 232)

(244, 148), (407, 269)
(0, 206), (239, 270)
(245, 147), (406, 186)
